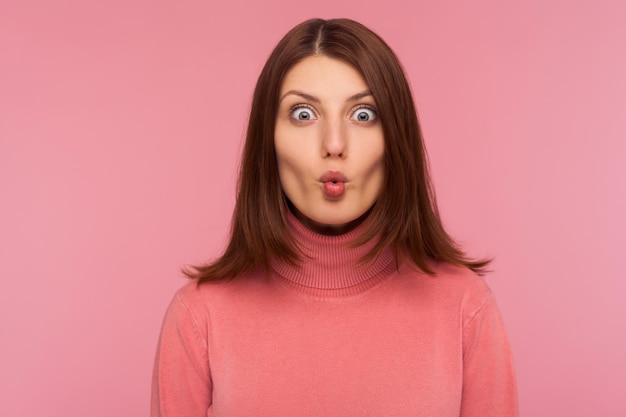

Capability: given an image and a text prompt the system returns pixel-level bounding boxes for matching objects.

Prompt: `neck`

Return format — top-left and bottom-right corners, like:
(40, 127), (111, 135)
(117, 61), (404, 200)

(287, 202), (374, 236)
(270, 210), (395, 296)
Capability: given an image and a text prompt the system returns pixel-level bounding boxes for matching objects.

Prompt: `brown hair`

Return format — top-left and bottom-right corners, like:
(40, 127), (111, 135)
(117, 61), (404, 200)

(185, 18), (490, 283)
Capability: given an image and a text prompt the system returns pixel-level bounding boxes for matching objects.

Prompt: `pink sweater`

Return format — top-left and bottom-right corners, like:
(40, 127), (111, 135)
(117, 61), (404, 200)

(152, 213), (518, 416)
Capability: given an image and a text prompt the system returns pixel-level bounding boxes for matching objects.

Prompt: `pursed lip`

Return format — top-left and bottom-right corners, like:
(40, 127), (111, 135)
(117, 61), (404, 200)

(320, 170), (348, 183)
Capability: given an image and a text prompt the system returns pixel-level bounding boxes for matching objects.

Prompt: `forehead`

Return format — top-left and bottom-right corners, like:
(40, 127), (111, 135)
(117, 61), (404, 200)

(280, 55), (370, 98)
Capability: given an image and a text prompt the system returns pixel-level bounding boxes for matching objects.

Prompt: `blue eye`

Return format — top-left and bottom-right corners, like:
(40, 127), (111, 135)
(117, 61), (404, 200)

(351, 107), (377, 122)
(291, 106), (316, 121)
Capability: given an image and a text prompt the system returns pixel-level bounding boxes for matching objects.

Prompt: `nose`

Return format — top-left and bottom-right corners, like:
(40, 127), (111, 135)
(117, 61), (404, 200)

(321, 119), (346, 158)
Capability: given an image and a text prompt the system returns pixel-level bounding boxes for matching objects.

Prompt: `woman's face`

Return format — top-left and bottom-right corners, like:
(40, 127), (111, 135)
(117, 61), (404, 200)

(274, 55), (385, 234)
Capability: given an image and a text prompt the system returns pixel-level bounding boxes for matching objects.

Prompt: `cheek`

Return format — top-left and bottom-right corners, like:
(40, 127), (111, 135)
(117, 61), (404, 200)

(365, 158), (385, 200)
(361, 142), (386, 200)
(274, 139), (309, 195)
(275, 140), (299, 173)
(362, 139), (385, 179)
(274, 123), (319, 180)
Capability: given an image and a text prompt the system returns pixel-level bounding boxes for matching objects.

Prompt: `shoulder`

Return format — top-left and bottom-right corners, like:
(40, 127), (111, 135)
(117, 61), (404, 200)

(172, 277), (236, 314)
(397, 260), (494, 322)
(175, 278), (228, 306)
(159, 278), (241, 344)
(434, 262), (495, 323)
(429, 262), (491, 294)
(172, 270), (270, 314)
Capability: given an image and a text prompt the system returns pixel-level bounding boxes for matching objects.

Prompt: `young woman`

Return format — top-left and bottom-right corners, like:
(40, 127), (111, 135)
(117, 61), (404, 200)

(152, 18), (518, 416)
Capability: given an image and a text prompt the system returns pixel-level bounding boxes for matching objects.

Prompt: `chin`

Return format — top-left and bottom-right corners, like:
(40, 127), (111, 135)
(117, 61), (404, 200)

(312, 207), (372, 227)
(310, 209), (357, 225)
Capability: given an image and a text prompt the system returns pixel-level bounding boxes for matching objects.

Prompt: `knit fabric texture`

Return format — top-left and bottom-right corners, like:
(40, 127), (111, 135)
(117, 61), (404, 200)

(151, 212), (518, 416)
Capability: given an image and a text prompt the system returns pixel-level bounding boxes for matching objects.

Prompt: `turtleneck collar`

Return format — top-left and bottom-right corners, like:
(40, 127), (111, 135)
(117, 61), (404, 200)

(270, 210), (396, 296)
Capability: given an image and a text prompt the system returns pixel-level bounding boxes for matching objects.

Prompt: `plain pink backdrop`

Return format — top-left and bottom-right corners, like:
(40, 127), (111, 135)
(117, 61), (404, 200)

(1, 0), (625, 416)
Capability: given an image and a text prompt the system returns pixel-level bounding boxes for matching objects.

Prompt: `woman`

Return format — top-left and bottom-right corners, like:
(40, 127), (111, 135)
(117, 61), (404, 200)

(152, 18), (518, 416)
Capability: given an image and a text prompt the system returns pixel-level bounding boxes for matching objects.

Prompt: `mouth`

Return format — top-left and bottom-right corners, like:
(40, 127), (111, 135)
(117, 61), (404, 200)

(320, 171), (347, 199)
(320, 170), (348, 184)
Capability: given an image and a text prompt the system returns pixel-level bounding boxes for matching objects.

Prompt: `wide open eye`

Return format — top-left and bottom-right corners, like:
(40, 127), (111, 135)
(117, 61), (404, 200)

(290, 106), (317, 121)
(351, 107), (377, 122)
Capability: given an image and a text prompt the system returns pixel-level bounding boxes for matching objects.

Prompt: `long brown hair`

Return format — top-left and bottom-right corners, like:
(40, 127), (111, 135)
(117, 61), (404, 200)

(185, 18), (490, 283)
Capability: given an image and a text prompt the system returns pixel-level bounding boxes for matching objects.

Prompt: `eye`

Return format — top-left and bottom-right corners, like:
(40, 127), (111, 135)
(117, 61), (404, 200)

(290, 105), (317, 122)
(351, 106), (377, 122)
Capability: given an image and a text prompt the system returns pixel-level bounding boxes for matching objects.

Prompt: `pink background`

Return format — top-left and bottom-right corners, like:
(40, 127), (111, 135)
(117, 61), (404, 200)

(1, 0), (625, 416)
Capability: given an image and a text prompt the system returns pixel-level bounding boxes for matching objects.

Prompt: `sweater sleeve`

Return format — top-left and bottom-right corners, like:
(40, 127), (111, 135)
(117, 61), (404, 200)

(151, 290), (212, 417)
(460, 292), (519, 417)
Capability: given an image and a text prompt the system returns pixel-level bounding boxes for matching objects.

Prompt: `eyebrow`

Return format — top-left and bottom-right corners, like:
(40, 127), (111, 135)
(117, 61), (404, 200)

(279, 89), (373, 104)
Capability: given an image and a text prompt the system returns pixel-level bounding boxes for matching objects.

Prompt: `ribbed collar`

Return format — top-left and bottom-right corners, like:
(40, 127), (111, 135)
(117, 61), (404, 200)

(270, 211), (396, 297)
